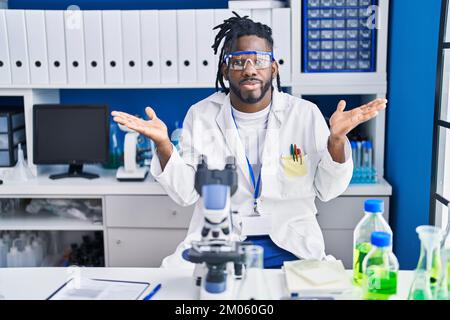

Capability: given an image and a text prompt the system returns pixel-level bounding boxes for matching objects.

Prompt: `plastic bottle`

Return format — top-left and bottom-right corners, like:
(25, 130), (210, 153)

(18, 232), (27, 251)
(7, 239), (24, 267)
(37, 231), (48, 258)
(353, 199), (392, 286)
(104, 122), (123, 169)
(350, 141), (357, 184)
(356, 141), (362, 169)
(23, 243), (37, 267)
(11, 143), (32, 182)
(2, 233), (11, 252)
(31, 239), (44, 267)
(170, 121), (183, 151)
(0, 238), (7, 267)
(351, 141), (357, 165)
(362, 232), (399, 300)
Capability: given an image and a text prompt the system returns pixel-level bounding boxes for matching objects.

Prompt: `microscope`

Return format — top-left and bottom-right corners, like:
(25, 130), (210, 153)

(116, 123), (149, 181)
(184, 155), (248, 299)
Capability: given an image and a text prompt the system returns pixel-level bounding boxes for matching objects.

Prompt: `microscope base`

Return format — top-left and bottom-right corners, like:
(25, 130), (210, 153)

(116, 166), (149, 181)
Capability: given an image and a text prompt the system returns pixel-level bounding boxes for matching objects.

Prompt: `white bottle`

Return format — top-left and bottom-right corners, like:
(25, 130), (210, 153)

(48, 231), (60, 255)
(37, 232), (48, 257)
(31, 239), (44, 267)
(0, 239), (7, 267)
(7, 239), (24, 267)
(11, 143), (32, 182)
(18, 232), (27, 251)
(23, 243), (37, 267)
(2, 233), (11, 251)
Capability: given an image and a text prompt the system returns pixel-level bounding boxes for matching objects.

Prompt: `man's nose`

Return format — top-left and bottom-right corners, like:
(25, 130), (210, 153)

(242, 59), (257, 77)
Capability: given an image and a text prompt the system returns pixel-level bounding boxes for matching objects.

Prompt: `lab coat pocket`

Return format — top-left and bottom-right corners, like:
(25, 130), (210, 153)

(278, 154), (314, 198)
(281, 154), (308, 177)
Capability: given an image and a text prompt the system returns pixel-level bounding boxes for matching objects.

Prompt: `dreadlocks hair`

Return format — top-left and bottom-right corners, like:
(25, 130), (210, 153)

(211, 11), (282, 94)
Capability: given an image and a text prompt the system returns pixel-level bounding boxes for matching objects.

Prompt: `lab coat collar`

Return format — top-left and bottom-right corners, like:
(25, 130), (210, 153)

(270, 88), (286, 127)
(214, 88), (286, 189)
(215, 93), (252, 189)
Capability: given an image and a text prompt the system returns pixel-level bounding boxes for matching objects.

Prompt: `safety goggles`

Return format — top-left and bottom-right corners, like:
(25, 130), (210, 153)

(223, 51), (275, 70)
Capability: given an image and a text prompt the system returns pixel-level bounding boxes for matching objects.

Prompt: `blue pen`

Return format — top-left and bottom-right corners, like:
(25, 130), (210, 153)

(143, 283), (162, 300)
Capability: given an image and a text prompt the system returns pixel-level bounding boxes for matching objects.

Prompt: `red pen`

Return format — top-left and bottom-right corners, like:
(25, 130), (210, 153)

(297, 147), (302, 165)
(293, 144), (298, 162)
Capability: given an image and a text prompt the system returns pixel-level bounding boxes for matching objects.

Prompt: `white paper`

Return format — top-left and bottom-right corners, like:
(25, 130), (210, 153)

(283, 260), (353, 295)
(49, 278), (149, 300)
(241, 214), (270, 236)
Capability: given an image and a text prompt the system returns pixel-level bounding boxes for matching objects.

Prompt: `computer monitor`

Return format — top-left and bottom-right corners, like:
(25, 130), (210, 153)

(33, 104), (109, 180)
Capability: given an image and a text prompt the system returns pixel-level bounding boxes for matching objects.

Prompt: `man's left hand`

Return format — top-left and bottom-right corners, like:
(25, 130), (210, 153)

(329, 98), (388, 140)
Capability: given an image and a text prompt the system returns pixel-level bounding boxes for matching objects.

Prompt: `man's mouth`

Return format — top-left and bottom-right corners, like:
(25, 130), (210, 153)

(240, 79), (262, 90)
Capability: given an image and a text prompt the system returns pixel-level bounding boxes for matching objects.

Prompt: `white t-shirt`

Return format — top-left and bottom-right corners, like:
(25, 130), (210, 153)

(231, 103), (271, 196)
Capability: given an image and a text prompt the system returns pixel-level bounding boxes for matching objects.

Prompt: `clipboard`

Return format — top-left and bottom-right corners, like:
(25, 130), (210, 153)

(47, 277), (150, 300)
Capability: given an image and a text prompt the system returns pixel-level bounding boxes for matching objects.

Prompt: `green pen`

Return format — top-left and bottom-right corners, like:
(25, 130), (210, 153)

(290, 144), (295, 161)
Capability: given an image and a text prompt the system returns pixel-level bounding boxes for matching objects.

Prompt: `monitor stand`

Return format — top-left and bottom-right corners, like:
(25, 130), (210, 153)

(49, 164), (99, 180)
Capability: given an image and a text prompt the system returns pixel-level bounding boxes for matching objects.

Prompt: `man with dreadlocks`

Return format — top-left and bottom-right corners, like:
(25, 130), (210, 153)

(112, 13), (387, 269)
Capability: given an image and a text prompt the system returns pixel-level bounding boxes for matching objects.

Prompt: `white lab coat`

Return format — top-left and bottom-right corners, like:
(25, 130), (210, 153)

(150, 89), (353, 269)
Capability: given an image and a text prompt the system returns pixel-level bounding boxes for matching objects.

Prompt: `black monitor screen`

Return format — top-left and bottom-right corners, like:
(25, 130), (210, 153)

(33, 105), (108, 165)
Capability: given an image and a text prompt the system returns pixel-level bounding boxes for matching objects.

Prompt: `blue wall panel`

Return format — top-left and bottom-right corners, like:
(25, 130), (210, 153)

(386, 0), (441, 269)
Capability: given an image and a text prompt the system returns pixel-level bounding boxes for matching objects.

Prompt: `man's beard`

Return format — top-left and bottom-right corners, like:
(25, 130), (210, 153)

(229, 79), (272, 104)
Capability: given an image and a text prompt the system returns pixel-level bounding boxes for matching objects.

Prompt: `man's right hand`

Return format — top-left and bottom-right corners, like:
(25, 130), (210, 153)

(111, 106), (170, 147)
(111, 107), (173, 170)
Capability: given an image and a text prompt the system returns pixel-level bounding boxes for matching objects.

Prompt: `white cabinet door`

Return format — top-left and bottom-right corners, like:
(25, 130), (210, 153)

(322, 230), (354, 269)
(316, 197), (390, 229)
(316, 196), (390, 268)
(105, 195), (194, 229)
(107, 227), (188, 267)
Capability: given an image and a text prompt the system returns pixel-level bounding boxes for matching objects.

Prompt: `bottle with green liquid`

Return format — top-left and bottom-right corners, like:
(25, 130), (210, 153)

(362, 232), (399, 300)
(353, 199), (392, 286)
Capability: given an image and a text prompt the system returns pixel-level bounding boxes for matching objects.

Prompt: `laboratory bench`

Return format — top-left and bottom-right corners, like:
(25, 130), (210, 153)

(0, 267), (414, 300)
(0, 164), (392, 269)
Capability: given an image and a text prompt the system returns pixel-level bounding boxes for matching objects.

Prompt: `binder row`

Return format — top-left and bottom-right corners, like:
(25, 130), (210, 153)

(0, 8), (291, 86)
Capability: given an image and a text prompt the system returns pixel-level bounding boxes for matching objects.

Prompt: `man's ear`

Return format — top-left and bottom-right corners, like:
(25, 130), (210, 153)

(272, 60), (279, 80)
(221, 63), (228, 81)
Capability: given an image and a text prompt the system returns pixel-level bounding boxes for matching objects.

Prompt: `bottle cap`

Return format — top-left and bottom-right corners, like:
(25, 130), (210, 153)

(364, 199), (384, 213)
(371, 231), (391, 247)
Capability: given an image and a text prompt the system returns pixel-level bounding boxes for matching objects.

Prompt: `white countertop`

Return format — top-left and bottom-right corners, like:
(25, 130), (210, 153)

(0, 267), (413, 300)
(0, 165), (392, 196)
